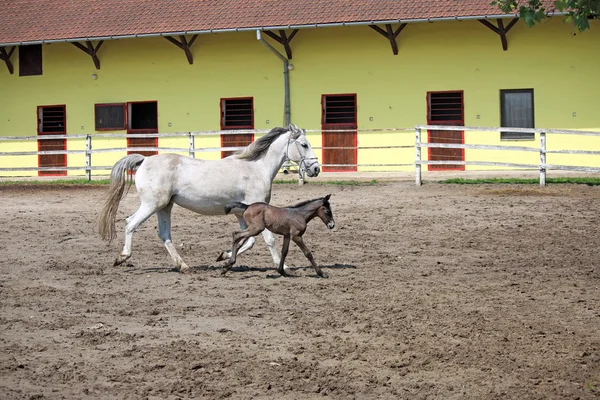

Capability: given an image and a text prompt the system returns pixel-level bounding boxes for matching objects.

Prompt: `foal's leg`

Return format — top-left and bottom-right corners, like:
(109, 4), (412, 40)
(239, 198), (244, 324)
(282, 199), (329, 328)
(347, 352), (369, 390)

(114, 202), (158, 266)
(222, 229), (261, 275)
(277, 236), (292, 277)
(292, 236), (327, 278)
(217, 215), (256, 261)
(262, 229), (291, 272)
(157, 203), (190, 272)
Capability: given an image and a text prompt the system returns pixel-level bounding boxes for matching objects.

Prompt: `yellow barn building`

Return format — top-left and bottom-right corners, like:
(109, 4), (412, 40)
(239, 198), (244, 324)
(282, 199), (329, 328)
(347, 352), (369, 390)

(0, 0), (598, 177)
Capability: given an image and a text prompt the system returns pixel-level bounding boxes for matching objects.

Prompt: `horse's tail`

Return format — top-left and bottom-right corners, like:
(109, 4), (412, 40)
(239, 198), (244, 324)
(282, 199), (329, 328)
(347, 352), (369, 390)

(224, 202), (249, 215)
(98, 154), (146, 241)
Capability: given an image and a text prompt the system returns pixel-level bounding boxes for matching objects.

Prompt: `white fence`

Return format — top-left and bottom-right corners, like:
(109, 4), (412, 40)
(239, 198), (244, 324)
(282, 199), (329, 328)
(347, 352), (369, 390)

(1, 126), (599, 186)
(415, 125), (600, 186)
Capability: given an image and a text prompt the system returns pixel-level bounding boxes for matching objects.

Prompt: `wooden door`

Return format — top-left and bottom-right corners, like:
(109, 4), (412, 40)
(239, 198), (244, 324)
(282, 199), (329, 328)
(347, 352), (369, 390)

(221, 134), (254, 158)
(220, 97), (254, 158)
(426, 91), (464, 171)
(322, 94), (357, 172)
(127, 101), (158, 157)
(37, 105), (66, 176)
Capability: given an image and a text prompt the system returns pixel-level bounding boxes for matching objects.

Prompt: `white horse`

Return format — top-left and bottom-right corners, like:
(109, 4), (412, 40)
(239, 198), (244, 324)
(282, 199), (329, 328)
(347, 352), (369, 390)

(98, 124), (320, 273)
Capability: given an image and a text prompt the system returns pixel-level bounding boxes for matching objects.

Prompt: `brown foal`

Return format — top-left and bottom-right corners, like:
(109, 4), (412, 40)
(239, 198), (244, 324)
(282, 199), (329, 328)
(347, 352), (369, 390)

(217, 195), (335, 278)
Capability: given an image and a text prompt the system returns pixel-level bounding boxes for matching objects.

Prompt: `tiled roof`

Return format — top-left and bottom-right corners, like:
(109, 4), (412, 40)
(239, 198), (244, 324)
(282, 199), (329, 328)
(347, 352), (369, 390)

(0, 0), (548, 45)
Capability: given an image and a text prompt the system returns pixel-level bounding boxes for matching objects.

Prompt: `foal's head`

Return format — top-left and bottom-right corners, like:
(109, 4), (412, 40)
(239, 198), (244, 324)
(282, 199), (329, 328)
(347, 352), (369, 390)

(317, 194), (335, 229)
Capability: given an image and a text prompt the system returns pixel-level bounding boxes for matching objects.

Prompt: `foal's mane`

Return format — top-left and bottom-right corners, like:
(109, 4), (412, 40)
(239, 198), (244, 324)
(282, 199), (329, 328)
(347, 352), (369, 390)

(289, 196), (328, 209)
(235, 126), (289, 161)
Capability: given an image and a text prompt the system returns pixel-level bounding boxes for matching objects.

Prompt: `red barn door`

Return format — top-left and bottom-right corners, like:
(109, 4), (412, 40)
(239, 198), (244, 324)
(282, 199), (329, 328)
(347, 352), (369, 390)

(37, 105), (67, 176)
(426, 91), (464, 171)
(321, 94), (357, 172)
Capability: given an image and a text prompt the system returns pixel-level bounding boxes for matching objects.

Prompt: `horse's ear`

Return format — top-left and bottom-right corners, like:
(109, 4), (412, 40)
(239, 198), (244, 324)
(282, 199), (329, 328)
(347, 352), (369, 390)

(325, 194), (331, 201)
(289, 123), (301, 139)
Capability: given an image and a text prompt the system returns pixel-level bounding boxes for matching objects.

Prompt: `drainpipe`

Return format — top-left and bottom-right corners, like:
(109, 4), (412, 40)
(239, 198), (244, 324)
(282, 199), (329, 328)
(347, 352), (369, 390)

(256, 30), (290, 126)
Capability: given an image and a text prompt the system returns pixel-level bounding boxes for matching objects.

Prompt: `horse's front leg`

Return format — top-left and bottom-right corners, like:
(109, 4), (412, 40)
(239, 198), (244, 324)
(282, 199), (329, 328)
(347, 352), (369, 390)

(292, 236), (328, 278)
(262, 229), (291, 272)
(277, 235), (292, 277)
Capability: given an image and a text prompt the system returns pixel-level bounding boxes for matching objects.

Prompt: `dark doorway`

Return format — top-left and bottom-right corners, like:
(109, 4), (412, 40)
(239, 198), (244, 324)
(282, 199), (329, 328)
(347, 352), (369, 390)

(127, 101), (158, 157)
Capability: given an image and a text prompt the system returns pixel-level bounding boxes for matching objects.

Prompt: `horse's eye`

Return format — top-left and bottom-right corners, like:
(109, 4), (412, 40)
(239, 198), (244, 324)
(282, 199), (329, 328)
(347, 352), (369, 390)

(301, 143), (308, 148)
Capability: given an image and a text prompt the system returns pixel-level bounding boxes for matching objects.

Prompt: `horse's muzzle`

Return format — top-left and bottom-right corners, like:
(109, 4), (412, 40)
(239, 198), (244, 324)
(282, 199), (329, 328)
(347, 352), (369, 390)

(306, 165), (320, 177)
(327, 220), (335, 229)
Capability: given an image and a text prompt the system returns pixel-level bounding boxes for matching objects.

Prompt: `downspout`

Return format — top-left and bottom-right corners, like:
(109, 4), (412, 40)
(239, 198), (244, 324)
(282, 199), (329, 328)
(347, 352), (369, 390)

(256, 30), (290, 126)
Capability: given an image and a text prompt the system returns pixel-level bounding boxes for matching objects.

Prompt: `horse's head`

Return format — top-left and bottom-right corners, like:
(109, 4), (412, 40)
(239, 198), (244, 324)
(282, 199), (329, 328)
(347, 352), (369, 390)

(286, 124), (321, 178)
(317, 194), (335, 229)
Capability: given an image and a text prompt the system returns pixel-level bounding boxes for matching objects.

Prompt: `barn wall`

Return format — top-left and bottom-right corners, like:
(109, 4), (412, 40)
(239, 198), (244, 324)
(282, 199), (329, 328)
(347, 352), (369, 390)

(0, 18), (598, 176)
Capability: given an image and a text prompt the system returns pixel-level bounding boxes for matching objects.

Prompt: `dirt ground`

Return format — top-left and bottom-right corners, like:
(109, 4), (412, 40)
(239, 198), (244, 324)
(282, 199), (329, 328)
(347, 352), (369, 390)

(0, 181), (599, 399)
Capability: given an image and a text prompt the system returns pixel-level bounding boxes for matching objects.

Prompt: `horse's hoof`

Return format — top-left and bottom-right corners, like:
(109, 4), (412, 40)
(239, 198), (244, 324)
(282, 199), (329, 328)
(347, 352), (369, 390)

(177, 263), (192, 273)
(113, 255), (128, 267)
(320, 272), (329, 279)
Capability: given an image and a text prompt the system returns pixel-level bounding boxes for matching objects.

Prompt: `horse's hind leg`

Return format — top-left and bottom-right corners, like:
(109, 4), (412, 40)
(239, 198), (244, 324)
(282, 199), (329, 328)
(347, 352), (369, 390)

(114, 202), (157, 267)
(157, 203), (190, 272)
(292, 236), (327, 278)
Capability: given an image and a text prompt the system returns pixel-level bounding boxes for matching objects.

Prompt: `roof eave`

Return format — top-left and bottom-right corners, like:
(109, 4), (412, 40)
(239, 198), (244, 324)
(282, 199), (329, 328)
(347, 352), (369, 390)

(0, 12), (569, 47)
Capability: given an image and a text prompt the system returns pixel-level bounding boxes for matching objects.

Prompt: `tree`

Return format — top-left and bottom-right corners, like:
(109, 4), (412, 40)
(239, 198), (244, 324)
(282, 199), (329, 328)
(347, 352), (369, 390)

(492, 0), (598, 31)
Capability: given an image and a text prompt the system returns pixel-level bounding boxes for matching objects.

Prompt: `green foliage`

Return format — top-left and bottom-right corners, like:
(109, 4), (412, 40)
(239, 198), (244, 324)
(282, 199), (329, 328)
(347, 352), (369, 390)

(491, 0), (598, 31)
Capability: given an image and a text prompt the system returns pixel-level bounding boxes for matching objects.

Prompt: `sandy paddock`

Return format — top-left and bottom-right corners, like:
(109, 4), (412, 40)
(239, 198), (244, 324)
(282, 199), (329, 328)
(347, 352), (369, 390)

(0, 181), (599, 399)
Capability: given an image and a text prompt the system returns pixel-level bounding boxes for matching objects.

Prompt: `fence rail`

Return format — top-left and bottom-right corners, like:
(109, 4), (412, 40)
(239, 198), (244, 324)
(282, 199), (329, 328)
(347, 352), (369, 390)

(414, 125), (600, 186)
(1, 126), (599, 186)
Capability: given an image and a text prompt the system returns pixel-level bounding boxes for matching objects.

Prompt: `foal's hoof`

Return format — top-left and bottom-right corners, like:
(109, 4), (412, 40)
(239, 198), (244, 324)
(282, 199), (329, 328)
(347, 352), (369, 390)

(278, 270), (295, 278)
(318, 272), (329, 279)
(216, 251), (229, 262)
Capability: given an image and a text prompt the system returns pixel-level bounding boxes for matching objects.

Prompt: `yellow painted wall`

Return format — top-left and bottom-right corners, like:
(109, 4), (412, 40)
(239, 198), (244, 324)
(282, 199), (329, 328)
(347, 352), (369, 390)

(0, 18), (598, 176)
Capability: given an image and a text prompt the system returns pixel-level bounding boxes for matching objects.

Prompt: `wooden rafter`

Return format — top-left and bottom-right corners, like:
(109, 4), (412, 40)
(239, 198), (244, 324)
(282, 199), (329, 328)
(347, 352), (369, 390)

(369, 23), (407, 55)
(0, 46), (16, 74)
(164, 35), (198, 64)
(71, 40), (103, 69)
(478, 18), (519, 51)
(263, 29), (299, 59)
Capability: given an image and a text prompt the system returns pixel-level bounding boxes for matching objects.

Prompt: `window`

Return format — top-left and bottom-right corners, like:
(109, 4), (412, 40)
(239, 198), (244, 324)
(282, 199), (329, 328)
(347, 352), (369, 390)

(322, 94), (356, 124)
(220, 97), (254, 158)
(221, 98), (253, 129)
(95, 103), (126, 130)
(428, 92), (464, 122)
(500, 89), (534, 140)
(19, 45), (42, 76)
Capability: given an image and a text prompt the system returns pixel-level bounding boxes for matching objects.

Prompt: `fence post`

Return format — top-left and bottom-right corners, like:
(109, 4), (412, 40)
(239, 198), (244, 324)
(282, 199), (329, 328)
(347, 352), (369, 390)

(85, 134), (92, 181)
(415, 127), (422, 186)
(539, 131), (546, 187)
(188, 132), (195, 158)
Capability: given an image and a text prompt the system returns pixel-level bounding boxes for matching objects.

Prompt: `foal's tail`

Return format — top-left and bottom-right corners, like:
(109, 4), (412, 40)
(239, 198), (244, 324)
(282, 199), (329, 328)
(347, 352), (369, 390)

(224, 202), (249, 215)
(98, 154), (146, 241)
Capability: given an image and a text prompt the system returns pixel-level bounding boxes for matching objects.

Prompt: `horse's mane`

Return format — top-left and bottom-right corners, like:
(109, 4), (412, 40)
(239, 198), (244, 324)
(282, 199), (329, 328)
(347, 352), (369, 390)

(289, 196), (328, 209)
(235, 126), (289, 161)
